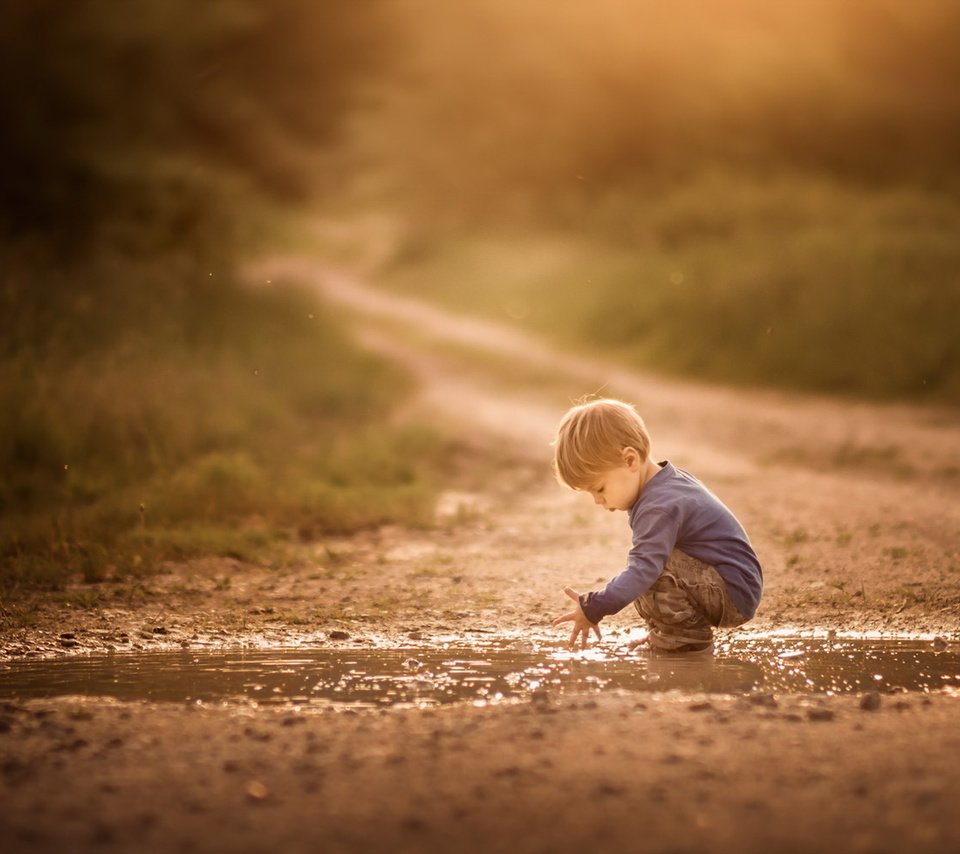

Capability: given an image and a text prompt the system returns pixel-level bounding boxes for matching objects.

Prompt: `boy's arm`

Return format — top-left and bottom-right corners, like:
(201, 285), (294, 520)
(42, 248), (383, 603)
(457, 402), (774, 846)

(551, 587), (602, 648)
(580, 508), (680, 624)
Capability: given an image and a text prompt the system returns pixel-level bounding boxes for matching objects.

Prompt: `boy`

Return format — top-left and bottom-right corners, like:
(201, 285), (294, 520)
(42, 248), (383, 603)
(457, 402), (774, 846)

(551, 398), (762, 652)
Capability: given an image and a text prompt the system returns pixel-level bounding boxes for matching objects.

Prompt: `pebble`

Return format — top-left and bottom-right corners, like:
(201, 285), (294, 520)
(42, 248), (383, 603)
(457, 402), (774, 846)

(860, 692), (882, 711)
(596, 782), (626, 797)
(329, 630), (350, 640)
(531, 688), (549, 706)
(402, 815), (428, 832)
(807, 708), (835, 722)
(932, 636), (949, 652)
(244, 780), (269, 801)
(58, 639), (79, 649)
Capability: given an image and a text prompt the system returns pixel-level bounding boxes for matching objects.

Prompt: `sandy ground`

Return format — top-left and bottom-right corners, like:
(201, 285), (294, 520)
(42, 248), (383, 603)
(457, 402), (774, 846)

(2, 257), (960, 853)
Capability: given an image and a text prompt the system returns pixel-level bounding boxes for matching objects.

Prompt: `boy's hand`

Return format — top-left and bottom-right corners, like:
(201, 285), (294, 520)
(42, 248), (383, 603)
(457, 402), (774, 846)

(551, 586), (602, 649)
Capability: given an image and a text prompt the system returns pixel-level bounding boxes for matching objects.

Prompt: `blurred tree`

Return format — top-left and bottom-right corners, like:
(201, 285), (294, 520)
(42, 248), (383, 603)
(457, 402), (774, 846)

(0, 0), (391, 251)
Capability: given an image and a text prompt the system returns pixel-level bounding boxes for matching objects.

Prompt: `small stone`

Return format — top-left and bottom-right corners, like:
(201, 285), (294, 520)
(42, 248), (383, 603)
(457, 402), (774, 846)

(407, 630), (423, 640)
(860, 692), (882, 711)
(807, 708), (835, 721)
(243, 727), (271, 742)
(244, 780), (269, 801)
(151, 627), (168, 635)
(932, 636), (949, 652)
(596, 782), (625, 797)
(494, 765), (521, 778)
(59, 632), (76, 640)
(329, 630), (350, 640)
(58, 639), (79, 648)
(531, 687), (549, 706)
(749, 694), (779, 709)
(689, 702), (714, 712)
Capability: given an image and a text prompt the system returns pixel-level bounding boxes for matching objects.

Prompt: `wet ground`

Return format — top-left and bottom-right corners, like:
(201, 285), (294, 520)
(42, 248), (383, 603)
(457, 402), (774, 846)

(2, 636), (956, 709)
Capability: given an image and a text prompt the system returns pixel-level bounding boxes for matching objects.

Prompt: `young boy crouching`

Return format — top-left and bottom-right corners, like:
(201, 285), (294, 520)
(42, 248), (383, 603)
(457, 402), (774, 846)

(551, 398), (762, 652)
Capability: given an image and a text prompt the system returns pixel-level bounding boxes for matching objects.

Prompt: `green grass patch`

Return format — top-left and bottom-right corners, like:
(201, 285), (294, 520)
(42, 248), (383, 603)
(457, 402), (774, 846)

(1, 252), (451, 596)
(380, 173), (960, 404)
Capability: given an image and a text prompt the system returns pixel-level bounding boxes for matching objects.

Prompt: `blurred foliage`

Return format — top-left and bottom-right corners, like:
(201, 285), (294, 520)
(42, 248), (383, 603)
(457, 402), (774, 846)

(360, 0), (960, 402)
(0, 0), (390, 249)
(0, 1), (452, 594)
(0, 275), (449, 593)
(383, 175), (960, 402)
(361, 0), (960, 220)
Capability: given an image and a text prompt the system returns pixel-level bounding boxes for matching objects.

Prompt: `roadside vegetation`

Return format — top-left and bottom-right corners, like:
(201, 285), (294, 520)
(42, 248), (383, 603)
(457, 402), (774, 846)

(380, 175), (960, 402)
(1, 262), (448, 594)
(352, 0), (960, 404)
(0, 1), (450, 597)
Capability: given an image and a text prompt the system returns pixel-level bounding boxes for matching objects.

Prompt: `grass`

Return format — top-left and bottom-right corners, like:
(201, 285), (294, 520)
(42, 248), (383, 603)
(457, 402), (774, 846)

(1, 254), (454, 597)
(378, 173), (960, 405)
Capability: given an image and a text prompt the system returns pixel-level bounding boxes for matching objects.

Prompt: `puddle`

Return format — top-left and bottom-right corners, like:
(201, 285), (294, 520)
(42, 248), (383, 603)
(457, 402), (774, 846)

(0, 637), (957, 709)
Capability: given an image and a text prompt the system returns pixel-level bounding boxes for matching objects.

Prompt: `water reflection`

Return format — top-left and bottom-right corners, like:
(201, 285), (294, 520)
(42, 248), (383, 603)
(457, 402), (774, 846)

(0, 637), (956, 708)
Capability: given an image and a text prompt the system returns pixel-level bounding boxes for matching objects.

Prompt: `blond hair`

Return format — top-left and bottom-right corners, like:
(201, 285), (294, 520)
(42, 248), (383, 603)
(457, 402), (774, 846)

(552, 398), (651, 489)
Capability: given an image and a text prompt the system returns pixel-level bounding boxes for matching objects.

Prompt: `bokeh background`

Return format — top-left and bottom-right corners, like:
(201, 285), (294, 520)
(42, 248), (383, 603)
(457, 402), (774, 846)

(3, 0), (959, 591)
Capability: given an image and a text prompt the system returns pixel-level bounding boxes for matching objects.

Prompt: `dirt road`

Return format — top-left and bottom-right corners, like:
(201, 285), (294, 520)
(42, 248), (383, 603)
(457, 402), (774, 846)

(275, 257), (960, 637)
(2, 258), (960, 853)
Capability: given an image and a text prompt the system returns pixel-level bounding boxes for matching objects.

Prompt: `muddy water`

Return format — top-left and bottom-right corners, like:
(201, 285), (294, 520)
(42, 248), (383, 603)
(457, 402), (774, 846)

(0, 637), (957, 708)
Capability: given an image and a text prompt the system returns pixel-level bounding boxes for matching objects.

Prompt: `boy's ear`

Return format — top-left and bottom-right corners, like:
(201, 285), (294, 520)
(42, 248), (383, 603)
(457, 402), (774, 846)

(622, 446), (640, 468)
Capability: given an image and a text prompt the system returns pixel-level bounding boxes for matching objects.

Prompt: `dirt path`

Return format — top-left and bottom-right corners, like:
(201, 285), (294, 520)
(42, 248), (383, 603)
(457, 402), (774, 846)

(264, 257), (960, 637)
(3, 257), (960, 854)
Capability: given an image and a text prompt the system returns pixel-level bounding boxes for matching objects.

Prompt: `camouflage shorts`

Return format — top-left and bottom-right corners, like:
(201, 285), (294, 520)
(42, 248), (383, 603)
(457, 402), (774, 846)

(633, 550), (747, 651)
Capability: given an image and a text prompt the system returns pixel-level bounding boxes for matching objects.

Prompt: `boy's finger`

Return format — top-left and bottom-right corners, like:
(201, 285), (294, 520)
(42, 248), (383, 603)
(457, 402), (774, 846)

(563, 587), (580, 603)
(551, 613), (572, 626)
(568, 626), (578, 647)
(593, 625), (602, 641)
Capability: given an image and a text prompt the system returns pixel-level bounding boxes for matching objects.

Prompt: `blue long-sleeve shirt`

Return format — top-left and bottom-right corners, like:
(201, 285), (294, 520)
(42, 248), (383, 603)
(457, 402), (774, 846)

(579, 461), (763, 624)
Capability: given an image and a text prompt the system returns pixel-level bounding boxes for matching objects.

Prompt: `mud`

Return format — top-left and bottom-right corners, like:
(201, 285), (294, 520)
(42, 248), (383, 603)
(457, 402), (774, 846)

(2, 637), (959, 707)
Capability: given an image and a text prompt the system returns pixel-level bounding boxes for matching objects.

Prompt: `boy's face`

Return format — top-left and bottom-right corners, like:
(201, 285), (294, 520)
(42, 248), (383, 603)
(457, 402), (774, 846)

(585, 451), (643, 512)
